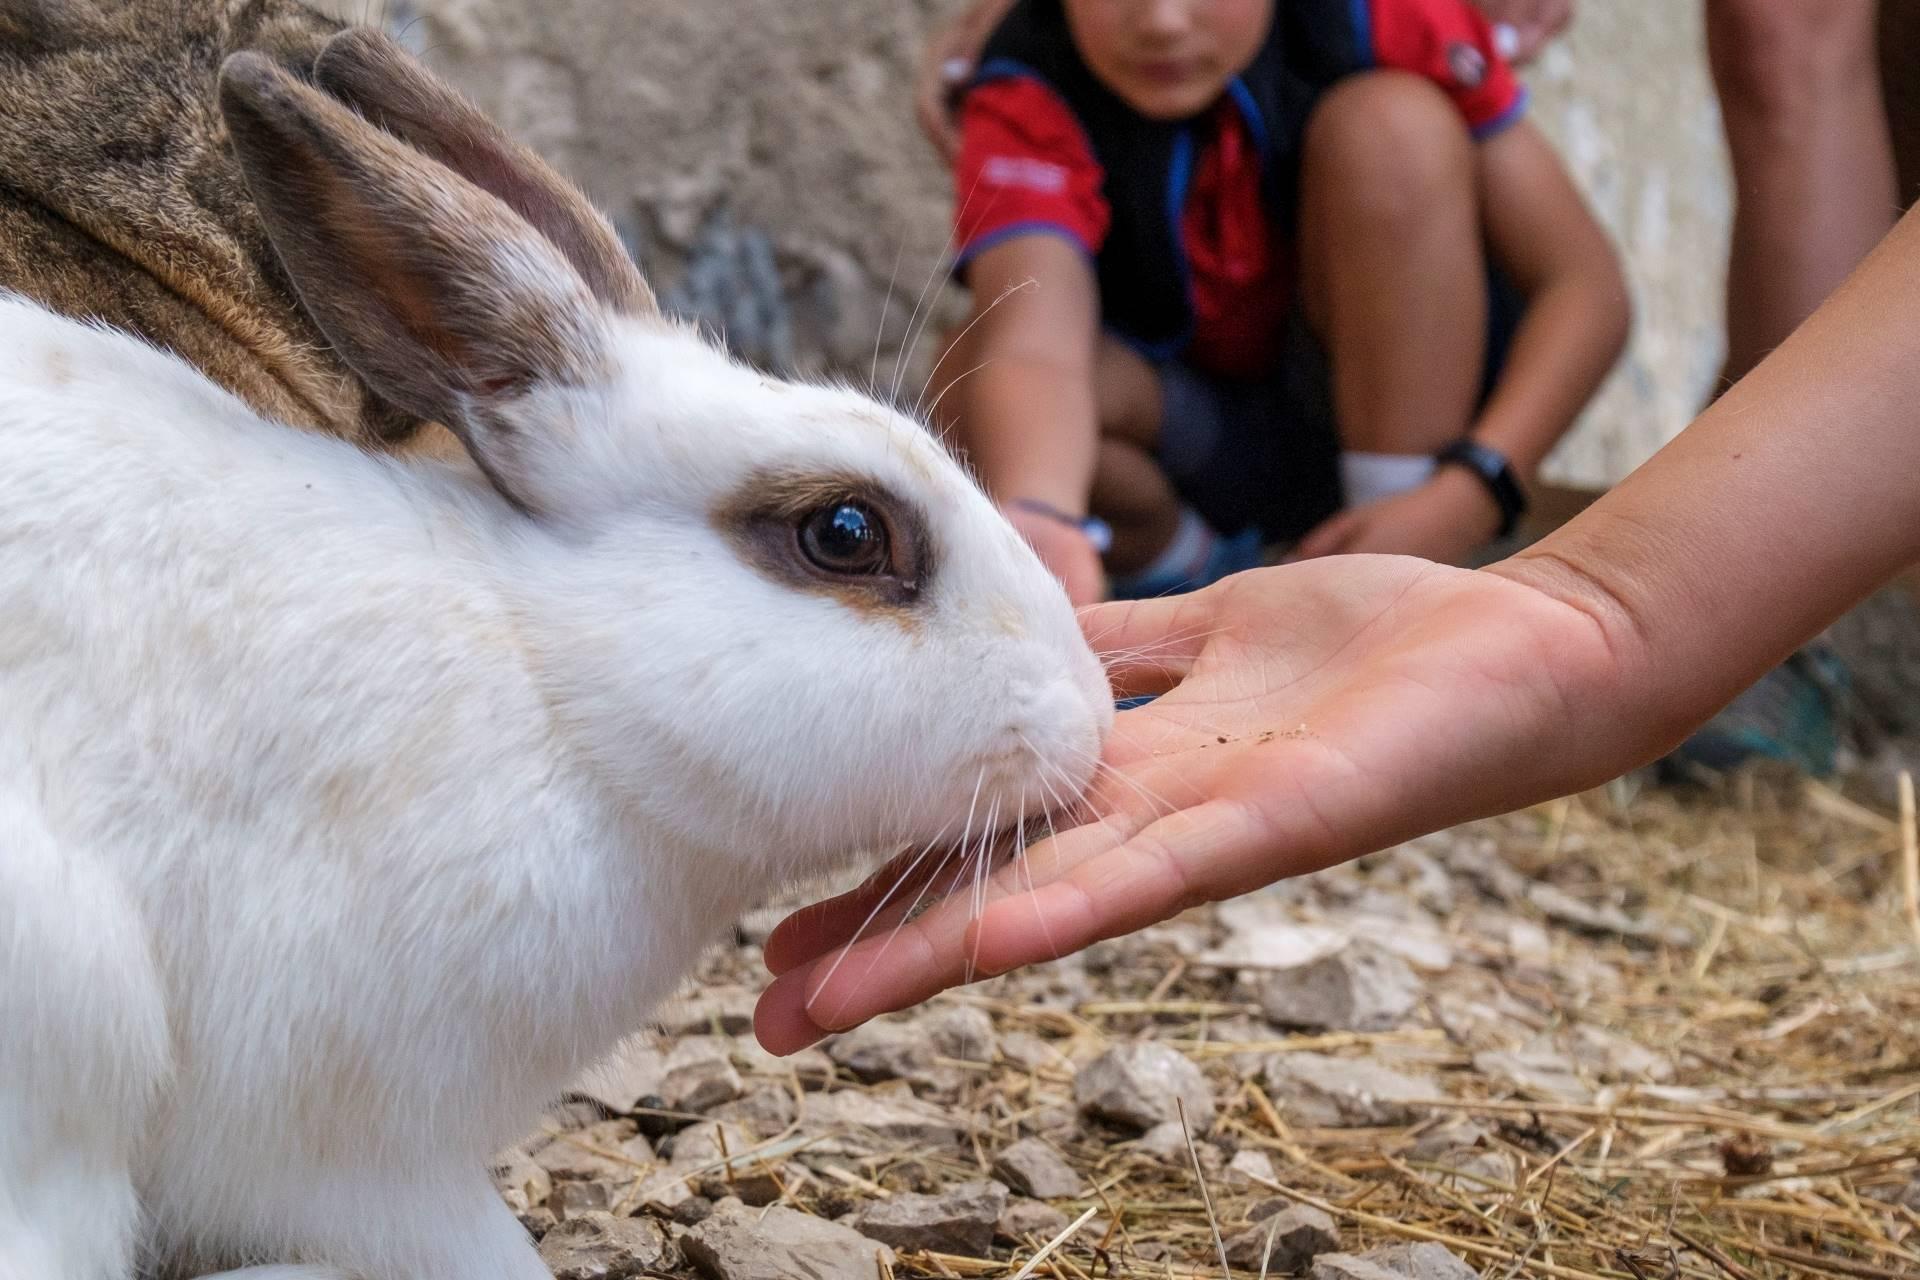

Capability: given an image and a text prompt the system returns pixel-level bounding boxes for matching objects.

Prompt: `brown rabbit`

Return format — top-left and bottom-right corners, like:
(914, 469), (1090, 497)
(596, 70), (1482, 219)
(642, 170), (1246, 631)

(0, 1), (647, 456)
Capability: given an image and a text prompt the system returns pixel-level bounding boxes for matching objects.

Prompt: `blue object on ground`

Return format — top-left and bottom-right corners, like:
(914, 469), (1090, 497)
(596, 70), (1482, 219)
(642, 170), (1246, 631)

(1109, 526), (1265, 600)
(1666, 645), (1850, 778)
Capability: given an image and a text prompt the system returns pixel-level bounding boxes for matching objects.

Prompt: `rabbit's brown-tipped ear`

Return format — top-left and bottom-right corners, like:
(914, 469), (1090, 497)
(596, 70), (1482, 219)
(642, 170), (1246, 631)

(312, 27), (655, 318)
(219, 50), (610, 515)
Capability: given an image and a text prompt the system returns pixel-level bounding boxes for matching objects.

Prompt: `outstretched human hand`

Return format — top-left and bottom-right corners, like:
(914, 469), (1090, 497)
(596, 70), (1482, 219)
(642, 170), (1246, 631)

(755, 553), (1652, 1052)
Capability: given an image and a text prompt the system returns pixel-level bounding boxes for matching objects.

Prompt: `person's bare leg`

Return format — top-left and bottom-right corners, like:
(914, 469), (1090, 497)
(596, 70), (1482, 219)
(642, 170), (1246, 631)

(1709, 0), (1897, 386)
(1297, 70), (1488, 460)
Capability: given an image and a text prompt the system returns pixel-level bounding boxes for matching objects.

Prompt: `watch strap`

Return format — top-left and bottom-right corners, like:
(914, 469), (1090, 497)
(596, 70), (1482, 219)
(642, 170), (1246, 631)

(1434, 440), (1527, 539)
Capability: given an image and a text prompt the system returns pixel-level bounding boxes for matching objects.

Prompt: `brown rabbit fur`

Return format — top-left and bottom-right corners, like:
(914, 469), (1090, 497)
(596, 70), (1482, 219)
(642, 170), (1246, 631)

(0, 0), (451, 450)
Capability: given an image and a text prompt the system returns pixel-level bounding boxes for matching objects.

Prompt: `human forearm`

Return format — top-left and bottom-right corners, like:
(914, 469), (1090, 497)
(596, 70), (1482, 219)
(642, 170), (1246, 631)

(1471, 254), (1629, 476)
(1497, 204), (1920, 753)
(960, 353), (1102, 513)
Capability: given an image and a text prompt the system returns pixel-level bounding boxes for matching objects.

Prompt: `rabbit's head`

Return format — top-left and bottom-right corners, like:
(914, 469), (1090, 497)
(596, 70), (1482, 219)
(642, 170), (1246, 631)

(220, 32), (1113, 871)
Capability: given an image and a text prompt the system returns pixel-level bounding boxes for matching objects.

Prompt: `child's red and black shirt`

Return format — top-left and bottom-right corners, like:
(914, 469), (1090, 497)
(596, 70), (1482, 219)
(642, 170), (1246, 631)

(954, 0), (1525, 379)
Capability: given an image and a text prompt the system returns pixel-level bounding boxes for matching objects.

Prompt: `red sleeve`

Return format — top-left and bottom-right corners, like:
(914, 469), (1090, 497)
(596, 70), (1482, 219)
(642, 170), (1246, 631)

(1366, 0), (1527, 137)
(953, 77), (1110, 263)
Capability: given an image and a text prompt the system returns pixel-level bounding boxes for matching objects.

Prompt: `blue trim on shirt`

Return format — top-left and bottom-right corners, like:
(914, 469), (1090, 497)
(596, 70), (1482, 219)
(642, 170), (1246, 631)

(974, 55), (1040, 85)
(954, 220), (1095, 269)
(1159, 126), (1198, 358)
(1471, 85), (1529, 139)
(1348, 0), (1376, 67)
(1225, 78), (1271, 160)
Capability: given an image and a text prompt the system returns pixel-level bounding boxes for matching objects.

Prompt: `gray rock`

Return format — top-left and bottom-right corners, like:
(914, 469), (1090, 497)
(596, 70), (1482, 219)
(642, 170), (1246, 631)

(920, 1004), (998, 1063)
(1224, 1147), (1278, 1191)
(549, 1179), (614, 1219)
(532, 1121), (652, 1183)
(998, 1030), (1069, 1073)
(804, 1088), (967, 1151)
(997, 1197), (1072, 1241)
(710, 1084), (799, 1138)
(851, 1179), (1010, 1257)
(1256, 944), (1422, 1032)
(661, 985), (759, 1036)
(1472, 1047), (1589, 1102)
(684, 1201), (894, 1280)
(1355, 1242), (1481, 1278)
(661, 1036), (746, 1113)
(826, 1020), (931, 1082)
(1134, 1121), (1190, 1161)
(992, 1137), (1084, 1199)
(538, 1212), (676, 1279)
(1263, 1053), (1436, 1127)
(1225, 1203), (1341, 1273)
(1311, 1254), (1404, 1280)
(1073, 1043), (1216, 1132)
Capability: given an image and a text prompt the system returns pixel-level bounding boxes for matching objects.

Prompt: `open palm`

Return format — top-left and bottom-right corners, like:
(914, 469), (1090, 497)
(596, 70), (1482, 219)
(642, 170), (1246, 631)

(756, 554), (1648, 1053)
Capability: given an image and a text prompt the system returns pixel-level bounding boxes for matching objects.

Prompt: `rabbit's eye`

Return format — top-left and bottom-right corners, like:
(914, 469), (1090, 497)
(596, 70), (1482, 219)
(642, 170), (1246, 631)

(799, 501), (891, 576)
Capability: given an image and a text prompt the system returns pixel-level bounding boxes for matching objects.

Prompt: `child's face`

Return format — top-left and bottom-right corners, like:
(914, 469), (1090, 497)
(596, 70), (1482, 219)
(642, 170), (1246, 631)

(1062, 0), (1275, 120)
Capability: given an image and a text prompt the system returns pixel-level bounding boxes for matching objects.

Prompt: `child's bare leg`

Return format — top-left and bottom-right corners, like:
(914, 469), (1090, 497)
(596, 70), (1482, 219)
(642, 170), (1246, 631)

(1297, 70), (1488, 471)
(1709, 0), (1896, 386)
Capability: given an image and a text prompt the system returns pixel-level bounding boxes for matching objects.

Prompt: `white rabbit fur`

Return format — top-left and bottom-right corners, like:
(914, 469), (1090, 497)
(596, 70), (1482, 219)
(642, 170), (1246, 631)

(0, 31), (1111, 1280)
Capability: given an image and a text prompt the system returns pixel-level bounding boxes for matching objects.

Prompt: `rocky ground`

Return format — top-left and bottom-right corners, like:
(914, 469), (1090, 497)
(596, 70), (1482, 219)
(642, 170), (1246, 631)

(502, 770), (1920, 1279)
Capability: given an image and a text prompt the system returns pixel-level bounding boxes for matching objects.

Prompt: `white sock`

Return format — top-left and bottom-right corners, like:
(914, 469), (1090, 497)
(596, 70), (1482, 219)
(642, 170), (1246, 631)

(1116, 506), (1216, 587)
(1341, 451), (1436, 506)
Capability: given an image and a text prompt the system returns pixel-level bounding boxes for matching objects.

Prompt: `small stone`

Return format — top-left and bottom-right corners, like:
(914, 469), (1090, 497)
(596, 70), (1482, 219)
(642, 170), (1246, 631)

(533, 1121), (650, 1183)
(997, 1197), (1071, 1242)
(661, 1036), (746, 1113)
(549, 1179), (614, 1218)
(684, 1201), (894, 1280)
(1225, 1203), (1341, 1272)
(851, 1179), (1009, 1257)
(538, 1212), (676, 1279)
(1224, 1147), (1277, 1191)
(804, 1089), (968, 1151)
(826, 1020), (933, 1082)
(1073, 1043), (1215, 1132)
(1355, 1241), (1480, 1278)
(920, 1004), (998, 1063)
(1472, 1047), (1589, 1102)
(710, 1084), (799, 1137)
(672, 1194), (715, 1225)
(1134, 1121), (1189, 1160)
(1255, 944), (1422, 1032)
(1263, 1053), (1436, 1127)
(992, 1137), (1084, 1199)
(999, 1031), (1069, 1072)
(517, 1207), (557, 1240)
(1310, 1254), (1403, 1280)
(660, 985), (758, 1036)
(491, 1145), (553, 1212)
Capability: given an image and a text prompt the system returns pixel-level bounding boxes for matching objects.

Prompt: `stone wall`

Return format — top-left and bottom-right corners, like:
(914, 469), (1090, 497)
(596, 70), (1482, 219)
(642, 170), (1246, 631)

(364, 0), (1730, 488)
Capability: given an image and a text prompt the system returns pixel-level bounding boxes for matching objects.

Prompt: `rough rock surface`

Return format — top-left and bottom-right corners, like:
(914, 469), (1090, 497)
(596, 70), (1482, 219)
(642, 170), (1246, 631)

(992, 1137), (1084, 1199)
(538, 1213), (677, 1279)
(684, 1200), (894, 1280)
(1226, 1203), (1342, 1273)
(1074, 1043), (1216, 1132)
(850, 1179), (1009, 1257)
(1264, 1053), (1437, 1127)
(1255, 943), (1423, 1031)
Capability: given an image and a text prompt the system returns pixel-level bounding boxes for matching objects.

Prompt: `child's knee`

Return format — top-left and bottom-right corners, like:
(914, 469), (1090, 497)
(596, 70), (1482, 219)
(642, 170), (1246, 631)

(1303, 71), (1475, 226)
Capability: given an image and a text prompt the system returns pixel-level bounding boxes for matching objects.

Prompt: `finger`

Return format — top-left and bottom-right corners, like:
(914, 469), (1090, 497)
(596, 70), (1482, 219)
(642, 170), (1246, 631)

(798, 813), (1144, 1032)
(762, 840), (964, 975)
(754, 962), (832, 1054)
(1078, 595), (1215, 698)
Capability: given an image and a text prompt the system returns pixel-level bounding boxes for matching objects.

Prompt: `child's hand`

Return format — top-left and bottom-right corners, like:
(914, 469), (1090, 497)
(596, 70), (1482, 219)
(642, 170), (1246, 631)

(1006, 503), (1108, 606)
(1293, 467), (1503, 565)
(755, 553), (1636, 1052)
(1473, 0), (1574, 64)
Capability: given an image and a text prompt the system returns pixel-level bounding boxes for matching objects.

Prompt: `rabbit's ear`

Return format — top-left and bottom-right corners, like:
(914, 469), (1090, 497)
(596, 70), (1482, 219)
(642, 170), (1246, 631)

(220, 51), (612, 516)
(311, 27), (655, 318)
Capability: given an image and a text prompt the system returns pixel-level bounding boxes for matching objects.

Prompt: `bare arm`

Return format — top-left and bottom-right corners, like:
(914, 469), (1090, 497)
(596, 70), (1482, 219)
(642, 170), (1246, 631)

(938, 233), (1108, 601)
(1472, 120), (1630, 476)
(755, 202), (1920, 1053)
(916, 0), (1022, 159)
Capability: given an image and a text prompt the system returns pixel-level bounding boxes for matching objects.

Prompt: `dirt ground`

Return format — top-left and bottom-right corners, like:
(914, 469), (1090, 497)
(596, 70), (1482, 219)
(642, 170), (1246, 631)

(505, 767), (1920, 1279)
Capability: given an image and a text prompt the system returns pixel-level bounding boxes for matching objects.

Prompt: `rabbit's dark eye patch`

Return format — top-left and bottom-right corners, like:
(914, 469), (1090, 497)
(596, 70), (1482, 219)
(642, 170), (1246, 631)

(716, 470), (933, 616)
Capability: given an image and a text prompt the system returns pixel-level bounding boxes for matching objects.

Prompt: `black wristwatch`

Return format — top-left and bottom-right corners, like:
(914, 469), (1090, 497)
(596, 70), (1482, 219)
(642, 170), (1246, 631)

(1434, 439), (1528, 539)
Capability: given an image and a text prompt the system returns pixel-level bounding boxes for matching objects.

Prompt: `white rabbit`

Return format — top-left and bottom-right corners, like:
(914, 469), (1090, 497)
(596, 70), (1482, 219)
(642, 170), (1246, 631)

(0, 30), (1112, 1280)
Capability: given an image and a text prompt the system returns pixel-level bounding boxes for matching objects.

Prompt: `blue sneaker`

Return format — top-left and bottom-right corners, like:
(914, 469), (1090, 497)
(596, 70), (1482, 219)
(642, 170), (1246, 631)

(1666, 645), (1851, 777)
